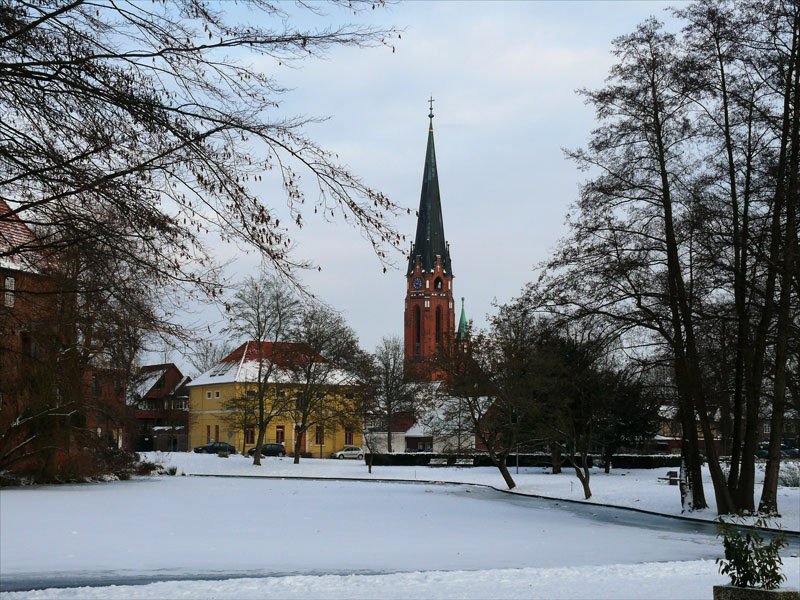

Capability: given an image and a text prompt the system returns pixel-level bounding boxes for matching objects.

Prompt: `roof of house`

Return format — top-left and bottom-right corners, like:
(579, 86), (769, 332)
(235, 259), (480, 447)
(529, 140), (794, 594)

(0, 199), (42, 273)
(127, 363), (190, 405)
(188, 341), (353, 387)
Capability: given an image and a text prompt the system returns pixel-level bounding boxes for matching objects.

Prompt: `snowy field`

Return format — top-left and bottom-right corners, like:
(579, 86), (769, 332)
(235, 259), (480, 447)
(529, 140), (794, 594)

(2, 457), (798, 599)
(141, 452), (800, 532)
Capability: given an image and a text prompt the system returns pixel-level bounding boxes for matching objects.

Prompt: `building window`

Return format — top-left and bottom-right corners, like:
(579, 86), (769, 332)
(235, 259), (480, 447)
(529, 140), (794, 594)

(206, 391), (211, 399)
(425, 279), (430, 289)
(245, 428), (255, 444)
(92, 373), (101, 397)
(764, 422), (771, 434)
(435, 306), (442, 345)
(434, 277), (442, 290)
(4, 277), (14, 308)
(246, 390), (256, 397)
(345, 393), (354, 400)
(214, 391), (220, 398)
(276, 426), (285, 444)
(215, 425), (219, 442)
(345, 428), (354, 445)
(414, 305), (421, 351)
(206, 425), (211, 443)
(315, 426), (324, 446)
(277, 390), (285, 399)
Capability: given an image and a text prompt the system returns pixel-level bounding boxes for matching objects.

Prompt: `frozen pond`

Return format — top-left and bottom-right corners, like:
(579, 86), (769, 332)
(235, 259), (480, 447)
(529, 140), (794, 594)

(0, 476), (742, 591)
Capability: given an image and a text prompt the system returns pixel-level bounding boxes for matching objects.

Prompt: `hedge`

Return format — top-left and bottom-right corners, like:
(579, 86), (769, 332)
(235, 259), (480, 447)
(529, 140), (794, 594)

(364, 453), (682, 469)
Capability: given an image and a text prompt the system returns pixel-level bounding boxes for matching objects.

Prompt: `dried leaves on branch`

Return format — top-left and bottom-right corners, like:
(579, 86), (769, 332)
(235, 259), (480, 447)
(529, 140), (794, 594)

(0, 0), (405, 292)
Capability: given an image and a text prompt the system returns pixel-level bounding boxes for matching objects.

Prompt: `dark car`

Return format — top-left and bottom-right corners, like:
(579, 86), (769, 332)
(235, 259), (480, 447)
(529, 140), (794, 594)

(194, 442), (236, 454)
(247, 443), (286, 457)
(756, 442), (800, 458)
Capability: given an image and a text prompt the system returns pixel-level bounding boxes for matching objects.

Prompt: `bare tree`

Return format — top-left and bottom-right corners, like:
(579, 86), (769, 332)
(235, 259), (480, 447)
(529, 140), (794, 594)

(0, 1), (405, 296)
(188, 341), (234, 377)
(220, 393), (259, 456)
(371, 336), (425, 453)
(530, 1), (799, 515)
(226, 273), (298, 466)
(283, 305), (360, 464)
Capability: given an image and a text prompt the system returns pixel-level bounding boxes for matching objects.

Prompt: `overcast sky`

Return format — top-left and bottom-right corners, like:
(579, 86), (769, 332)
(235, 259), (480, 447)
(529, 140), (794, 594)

(168, 1), (679, 373)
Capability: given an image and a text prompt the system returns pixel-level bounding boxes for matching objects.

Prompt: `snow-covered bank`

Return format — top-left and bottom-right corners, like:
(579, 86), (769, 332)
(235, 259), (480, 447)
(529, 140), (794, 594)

(7, 559), (799, 600)
(141, 452), (800, 531)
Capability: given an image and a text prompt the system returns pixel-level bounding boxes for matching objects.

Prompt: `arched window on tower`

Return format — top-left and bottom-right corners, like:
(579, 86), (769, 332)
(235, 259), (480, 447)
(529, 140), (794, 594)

(435, 306), (442, 346)
(414, 305), (421, 355)
(434, 277), (443, 290)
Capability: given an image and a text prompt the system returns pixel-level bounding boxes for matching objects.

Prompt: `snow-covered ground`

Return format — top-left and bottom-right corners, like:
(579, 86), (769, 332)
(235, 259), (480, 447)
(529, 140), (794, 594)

(5, 560), (793, 600)
(2, 457), (798, 599)
(141, 452), (800, 532)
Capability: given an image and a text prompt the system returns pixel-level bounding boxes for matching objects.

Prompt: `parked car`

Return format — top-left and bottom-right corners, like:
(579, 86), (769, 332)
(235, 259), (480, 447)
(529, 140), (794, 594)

(247, 443), (286, 457)
(193, 442), (236, 454)
(755, 442), (800, 458)
(331, 446), (364, 460)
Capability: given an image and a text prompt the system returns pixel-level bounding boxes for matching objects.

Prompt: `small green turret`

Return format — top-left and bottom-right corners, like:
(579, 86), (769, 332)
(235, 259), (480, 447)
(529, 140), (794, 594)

(456, 297), (469, 341)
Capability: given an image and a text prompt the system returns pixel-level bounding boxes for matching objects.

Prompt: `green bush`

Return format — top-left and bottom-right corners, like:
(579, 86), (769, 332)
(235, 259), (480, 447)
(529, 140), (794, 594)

(716, 516), (787, 590)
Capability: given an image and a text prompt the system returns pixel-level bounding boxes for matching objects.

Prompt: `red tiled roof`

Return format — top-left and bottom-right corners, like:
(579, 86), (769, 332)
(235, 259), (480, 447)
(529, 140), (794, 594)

(0, 199), (38, 253)
(0, 199), (42, 272)
(221, 341), (326, 366)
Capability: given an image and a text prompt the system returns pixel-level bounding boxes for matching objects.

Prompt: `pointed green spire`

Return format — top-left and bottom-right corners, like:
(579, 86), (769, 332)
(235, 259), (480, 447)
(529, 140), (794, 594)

(456, 297), (468, 341)
(407, 98), (453, 276)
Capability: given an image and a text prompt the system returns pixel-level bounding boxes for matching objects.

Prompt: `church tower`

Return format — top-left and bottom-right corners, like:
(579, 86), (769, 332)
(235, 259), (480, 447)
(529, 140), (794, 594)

(404, 100), (455, 378)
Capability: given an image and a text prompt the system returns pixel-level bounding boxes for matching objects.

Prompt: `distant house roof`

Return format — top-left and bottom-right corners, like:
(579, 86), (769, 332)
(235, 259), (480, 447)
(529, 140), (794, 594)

(127, 363), (190, 405)
(0, 199), (42, 273)
(189, 341), (352, 387)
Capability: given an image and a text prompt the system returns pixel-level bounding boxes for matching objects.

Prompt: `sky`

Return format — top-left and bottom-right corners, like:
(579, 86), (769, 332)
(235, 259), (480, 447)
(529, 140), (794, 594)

(166, 1), (679, 373)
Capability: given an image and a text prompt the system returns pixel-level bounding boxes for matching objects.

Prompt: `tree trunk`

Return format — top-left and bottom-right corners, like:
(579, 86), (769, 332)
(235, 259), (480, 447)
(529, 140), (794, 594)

(760, 19), (799, 513)
(550, 441), (562, 474)
(368, 451), (373, 474)
(493, 452), (516, 490)
(603, 448), (612, 474)
(571, 450), (592, 499)
(293, 427), (303, 464)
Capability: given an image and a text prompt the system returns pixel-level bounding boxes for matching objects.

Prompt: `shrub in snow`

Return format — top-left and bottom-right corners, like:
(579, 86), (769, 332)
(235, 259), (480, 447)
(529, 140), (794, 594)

(778, 462), (799, 488)
(715, 516), (787, 590)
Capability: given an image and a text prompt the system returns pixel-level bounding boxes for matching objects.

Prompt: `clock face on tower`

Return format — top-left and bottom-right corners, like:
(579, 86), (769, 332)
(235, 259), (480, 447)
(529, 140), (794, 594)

(412, 277), (423, 290)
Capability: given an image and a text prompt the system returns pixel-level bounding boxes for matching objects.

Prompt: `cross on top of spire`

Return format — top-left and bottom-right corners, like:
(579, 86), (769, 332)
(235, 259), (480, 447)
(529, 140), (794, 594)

(428, 96), (435, 120)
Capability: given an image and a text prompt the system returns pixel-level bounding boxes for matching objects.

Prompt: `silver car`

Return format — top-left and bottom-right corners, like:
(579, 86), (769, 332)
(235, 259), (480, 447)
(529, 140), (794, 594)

(331, 446), (364, 460)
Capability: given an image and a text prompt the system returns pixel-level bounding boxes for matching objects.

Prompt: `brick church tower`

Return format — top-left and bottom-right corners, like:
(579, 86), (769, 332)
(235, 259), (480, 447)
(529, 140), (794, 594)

(404, 102), (455, 379)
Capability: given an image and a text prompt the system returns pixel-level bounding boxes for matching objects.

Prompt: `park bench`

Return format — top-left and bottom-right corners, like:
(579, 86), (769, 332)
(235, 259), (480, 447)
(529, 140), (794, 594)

(454, 458), (474, 467)
(428, 458), (448, 467)
(657, 470), (679, 485)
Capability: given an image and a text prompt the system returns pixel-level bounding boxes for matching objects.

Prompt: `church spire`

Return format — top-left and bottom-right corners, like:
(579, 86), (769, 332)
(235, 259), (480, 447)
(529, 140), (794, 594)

(456, 297), (469, 341)
(407, 98), (453, 276)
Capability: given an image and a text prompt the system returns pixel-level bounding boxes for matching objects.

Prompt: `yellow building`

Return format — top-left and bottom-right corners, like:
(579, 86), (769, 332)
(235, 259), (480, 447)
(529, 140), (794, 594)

(187, 341), (363, 457)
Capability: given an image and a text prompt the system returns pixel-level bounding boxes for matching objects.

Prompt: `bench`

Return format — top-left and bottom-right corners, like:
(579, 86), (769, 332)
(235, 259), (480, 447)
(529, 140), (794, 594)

(428, 458), (448, 467)
(657, 470), (679, 486)
(455, 458), (474, 467)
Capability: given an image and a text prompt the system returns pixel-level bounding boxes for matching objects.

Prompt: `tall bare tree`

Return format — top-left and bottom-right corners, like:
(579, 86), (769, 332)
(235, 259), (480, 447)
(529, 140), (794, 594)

(529, 0), (798, 515)
(226, 273), (298, 466)
(371, 336), (425, 453)
(283, 305), (360, 464)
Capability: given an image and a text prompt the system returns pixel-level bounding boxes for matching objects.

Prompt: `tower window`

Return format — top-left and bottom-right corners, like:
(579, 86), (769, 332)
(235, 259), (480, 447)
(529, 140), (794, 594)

(435, 306), (442, 346)
(434, 277), (443, 290)
(414, 305), (421, 351)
